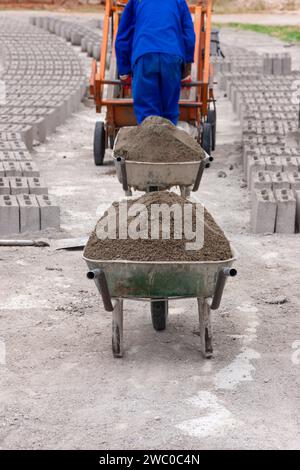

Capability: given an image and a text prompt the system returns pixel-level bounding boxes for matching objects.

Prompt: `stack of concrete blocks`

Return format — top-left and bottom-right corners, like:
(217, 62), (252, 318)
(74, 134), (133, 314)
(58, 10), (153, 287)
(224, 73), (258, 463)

(211, 47), (264, 74)
(216, 45), (300, 234)
(31, 16), (103, 62)
(0, 18), (88, 235)
(263, 53), (292, 75)
(0, 134), (59, 235)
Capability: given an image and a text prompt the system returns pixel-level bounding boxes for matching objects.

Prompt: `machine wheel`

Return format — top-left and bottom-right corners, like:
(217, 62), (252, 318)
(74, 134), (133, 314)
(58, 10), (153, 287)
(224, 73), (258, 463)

(207, 109), (217, 151)
(151, 301), (168, 331)
(202, 122), (212, 156)
(94, 121), (106, 166)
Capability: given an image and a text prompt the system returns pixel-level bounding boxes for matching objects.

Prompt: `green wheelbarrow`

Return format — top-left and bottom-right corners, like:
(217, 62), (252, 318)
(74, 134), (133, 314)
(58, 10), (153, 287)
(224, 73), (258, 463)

(83, 246), (237, 359)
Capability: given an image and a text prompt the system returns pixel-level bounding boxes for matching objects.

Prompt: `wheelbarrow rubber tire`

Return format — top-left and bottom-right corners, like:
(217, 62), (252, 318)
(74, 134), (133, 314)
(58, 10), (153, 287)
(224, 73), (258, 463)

(202, 122), (212, 156)
(94, 121), (106, 166)
(151, 301), (168, 331)
(207, 109), (217, 151)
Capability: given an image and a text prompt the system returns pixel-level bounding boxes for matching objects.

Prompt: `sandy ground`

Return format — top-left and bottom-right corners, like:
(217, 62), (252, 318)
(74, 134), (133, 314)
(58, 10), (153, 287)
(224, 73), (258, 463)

(0, 13), (300, 450)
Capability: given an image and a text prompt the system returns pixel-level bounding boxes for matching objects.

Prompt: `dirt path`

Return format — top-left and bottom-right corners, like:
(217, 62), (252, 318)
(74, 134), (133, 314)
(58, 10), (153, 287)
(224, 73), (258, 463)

(0, 15), (300, 450)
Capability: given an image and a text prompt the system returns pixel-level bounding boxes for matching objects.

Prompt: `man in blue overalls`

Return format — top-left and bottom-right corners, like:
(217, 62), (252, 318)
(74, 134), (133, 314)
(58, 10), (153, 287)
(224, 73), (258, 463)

(115, 0), (196, 126)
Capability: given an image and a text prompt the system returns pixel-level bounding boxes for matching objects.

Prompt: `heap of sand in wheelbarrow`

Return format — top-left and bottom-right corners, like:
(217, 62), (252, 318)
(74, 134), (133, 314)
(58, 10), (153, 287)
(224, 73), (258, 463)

(113, 116), (208, 194)
(85, 191), (232, 262)
(114, 116), (205, 163)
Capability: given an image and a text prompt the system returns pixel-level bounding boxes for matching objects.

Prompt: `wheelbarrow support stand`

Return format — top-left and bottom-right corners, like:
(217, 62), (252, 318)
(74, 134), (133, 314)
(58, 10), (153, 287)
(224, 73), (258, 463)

(87, 269), (124, 358)
(198, 267), (237, 358)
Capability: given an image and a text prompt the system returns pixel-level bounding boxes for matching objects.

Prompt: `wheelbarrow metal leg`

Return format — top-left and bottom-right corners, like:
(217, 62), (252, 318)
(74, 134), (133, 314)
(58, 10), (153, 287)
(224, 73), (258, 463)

(112, 299), (124, 358)
(180, 186), (191, 198)
(197, 298), (213, 359)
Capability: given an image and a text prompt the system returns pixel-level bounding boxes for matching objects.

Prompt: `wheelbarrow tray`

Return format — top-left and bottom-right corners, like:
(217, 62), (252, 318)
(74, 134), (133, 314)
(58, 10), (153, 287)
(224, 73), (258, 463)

(113, 127), (205, 191)
(83, 246), (237, 299)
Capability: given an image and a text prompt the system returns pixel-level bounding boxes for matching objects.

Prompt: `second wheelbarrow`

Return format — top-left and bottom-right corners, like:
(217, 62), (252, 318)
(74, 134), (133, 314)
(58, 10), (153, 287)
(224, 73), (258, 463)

(113, 127), (213, 196)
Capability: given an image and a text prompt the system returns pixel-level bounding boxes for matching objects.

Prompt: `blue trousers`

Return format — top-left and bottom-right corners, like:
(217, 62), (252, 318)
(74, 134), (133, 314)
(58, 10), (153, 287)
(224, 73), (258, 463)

(132, 53), (183, 125)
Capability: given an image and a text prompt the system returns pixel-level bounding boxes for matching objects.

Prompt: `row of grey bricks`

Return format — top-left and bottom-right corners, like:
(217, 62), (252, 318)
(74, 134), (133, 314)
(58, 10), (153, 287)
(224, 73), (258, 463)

(0, 21), (87, 150)
(30, 16), (103, 61)
(219, 71), (298, 89)
(220, 75), (300, 119)
(0, 93), (86, 150)
(225, 89), (299, 120)
(0, 193), (59, 236)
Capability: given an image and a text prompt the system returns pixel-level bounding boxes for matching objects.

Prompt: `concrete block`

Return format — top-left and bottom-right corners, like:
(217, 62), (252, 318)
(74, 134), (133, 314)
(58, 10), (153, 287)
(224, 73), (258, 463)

(17, 194), (40, 233)
(251, 188), (277, 234)
(0, 151), (16, 162)
(252, 171), (272, 190)
(270, 172), (291, 191)
(247, 155), (266, 187)
(275, 189), (296, 234)
(13, 151), (32, 162)
(288, 171), (300, 193)
(295, 191), (300, 232)
(27, 177), (48, 195)
(37, 194), (60, 230)
(71, 31), (84, 46)
(93, 44), (101, 61)
(9, 140), (27, 151)
(282, 53), (292, 75)
(272, 55), (282, 75)
(3, 161), (22, 177)
(0, 195), (19, 236)
(263, 54), (272, 75)
(0, 177), (10, 195)
(20, 161), (40, 177)
(9, 177), (29, 195)
(265, 156), (283, 173)
(282, 156), (299, 172)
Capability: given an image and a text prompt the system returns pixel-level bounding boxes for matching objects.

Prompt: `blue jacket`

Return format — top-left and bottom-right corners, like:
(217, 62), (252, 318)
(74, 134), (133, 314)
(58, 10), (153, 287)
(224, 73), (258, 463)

(115, 0), (196, 76)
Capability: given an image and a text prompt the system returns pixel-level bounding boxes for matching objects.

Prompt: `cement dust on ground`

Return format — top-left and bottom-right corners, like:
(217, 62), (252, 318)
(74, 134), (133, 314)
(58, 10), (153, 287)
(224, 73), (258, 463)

(0, 13), (300, 450)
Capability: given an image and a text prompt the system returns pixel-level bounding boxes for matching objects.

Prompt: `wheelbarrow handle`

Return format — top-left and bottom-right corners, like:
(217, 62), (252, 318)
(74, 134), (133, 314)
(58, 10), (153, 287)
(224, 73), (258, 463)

(192, 155), (213, 192)
(210, 268), (237, 311)
(87, 269), (114, 312)
(115, 156), (129, 192)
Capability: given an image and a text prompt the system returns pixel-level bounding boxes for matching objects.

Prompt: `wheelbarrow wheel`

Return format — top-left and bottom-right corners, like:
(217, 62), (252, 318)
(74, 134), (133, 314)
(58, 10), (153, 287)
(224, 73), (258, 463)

(207, 109), (217, 151)
(151, 301), (168, 331)
(94, 121), (106, 166)
(202, 122), (212, 156)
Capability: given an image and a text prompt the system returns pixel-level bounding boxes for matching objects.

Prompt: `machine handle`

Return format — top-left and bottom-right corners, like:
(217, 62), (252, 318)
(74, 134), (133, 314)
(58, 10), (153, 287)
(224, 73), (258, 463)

(100, 79), (205, 87)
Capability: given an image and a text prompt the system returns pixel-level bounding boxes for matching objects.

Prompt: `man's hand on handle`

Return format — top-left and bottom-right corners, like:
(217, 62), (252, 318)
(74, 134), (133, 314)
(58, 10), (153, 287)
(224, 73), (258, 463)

(120, 74), (132, 90)
(181, 63), (192, 87)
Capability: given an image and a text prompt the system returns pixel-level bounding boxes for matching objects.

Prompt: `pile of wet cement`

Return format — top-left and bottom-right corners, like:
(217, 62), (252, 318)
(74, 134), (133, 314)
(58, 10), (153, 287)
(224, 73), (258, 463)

(85, 192), (232, 262)
(114, 116), (205, 163)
